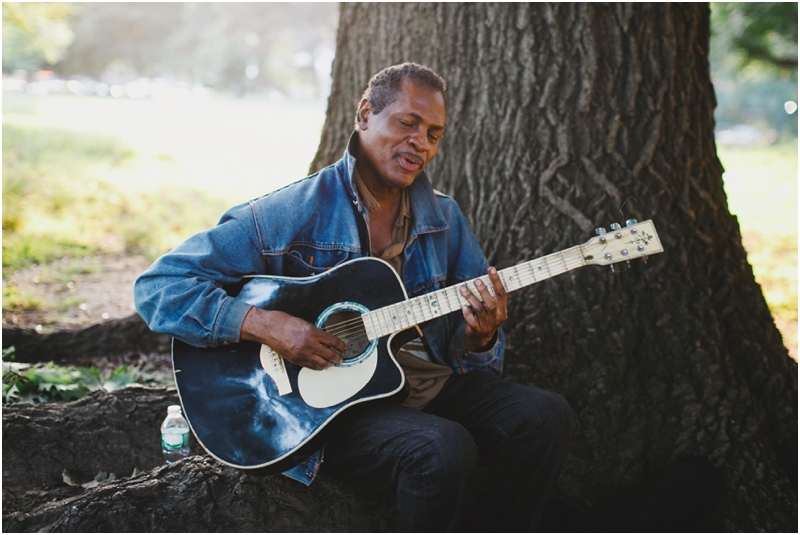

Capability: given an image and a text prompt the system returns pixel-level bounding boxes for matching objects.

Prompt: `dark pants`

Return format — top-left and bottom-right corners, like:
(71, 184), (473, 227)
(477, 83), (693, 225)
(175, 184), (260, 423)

(324, 372), (578, 532)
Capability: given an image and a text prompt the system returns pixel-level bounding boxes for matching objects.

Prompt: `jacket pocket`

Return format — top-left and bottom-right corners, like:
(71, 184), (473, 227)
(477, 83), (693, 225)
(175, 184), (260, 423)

(282, 246), (352, 278)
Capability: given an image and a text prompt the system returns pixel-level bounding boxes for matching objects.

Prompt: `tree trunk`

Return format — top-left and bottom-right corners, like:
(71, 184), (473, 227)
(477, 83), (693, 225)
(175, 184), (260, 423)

(2, 386), (183, 502)
(2, 314), (171, 364)
(311, 3), (797, 531)
(0, 385), (731, 532)
(3, 455), (396, 533)
(2, 387), (397, 532)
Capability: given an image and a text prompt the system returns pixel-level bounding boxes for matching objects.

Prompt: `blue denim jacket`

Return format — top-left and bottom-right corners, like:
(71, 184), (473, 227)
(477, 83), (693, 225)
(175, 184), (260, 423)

(134, 133), (505, 483)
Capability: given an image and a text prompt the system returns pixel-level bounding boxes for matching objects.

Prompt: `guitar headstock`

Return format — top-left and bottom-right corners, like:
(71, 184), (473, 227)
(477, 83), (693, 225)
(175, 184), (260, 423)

(581, 219), (663, 267)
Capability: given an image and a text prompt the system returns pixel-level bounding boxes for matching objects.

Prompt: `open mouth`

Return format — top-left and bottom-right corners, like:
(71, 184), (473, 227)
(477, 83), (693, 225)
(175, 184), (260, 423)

(396, 153), (424, 172)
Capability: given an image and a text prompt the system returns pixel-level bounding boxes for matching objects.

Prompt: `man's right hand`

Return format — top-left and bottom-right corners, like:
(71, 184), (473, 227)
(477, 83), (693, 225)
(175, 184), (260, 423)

(240, 307), (345, 370)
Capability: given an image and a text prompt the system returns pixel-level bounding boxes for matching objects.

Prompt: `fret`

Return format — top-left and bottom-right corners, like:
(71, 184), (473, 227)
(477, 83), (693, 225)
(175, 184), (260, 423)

(435, 291), (446, 314)
(528, 259), (542, 282)
(527, 260), (538, 282)
(364, 239), (600, 339)
(388, 303), (401, 331)
(564, 247), (580, 270)
(441, 286), (455, 310)
(413, 296), (429, 322)
(383, 305), (397, 336)
(500, 266), (518, 292)
(362, 311), (376, 340)
(400, 302), (414, 328)
(556, 251), (569, 273)
(425, 292), (442, 318)
(544, 254), (562, 277)
(444, 286), (458, 313)
(542, 256), (553, 278)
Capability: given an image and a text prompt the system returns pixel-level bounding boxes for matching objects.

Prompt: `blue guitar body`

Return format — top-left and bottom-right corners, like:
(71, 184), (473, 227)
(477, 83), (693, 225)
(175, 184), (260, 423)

(172, 257), (414, 475)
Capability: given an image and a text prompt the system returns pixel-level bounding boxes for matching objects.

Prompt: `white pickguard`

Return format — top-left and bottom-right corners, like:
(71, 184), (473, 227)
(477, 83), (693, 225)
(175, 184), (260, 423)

(297, 346), (378, 408)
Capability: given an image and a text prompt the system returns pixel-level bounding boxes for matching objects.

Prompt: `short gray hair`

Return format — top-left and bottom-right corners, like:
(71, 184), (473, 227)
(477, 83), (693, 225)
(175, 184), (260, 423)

(355, 63), (446, 128)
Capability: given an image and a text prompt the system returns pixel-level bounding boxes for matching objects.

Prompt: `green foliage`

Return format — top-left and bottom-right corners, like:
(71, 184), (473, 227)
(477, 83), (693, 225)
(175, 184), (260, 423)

(2, 347), (141, 404)
(2, 284), (45, 311)
(2, 2), (75, 71)
(712, 2), (797, 72)
(2, 122), (227, 271)
(710, 3), (798, 136)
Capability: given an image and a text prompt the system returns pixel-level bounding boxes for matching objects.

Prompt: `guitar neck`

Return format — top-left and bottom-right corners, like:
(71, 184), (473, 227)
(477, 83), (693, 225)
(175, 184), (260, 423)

(362, 245), (586, 340)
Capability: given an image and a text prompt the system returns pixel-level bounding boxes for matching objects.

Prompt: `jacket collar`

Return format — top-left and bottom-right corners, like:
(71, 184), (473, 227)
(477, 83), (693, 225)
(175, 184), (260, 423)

(341, 131), (448, 237)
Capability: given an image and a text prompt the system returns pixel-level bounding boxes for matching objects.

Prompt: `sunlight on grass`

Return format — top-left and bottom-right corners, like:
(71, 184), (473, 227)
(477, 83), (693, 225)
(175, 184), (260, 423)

(718, 143), (798, 359)
(2, 93), (327, 271)
(2, 92), (327, 204)
(2, 121), (229, 270)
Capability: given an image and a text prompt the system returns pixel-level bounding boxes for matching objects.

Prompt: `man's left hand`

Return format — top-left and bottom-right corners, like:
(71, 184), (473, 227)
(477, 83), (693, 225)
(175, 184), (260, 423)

(459, 267), (508, 352)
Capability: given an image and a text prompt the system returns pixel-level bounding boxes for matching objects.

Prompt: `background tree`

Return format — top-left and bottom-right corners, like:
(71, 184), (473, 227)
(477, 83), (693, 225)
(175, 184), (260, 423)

(712, 2), (797, 72)
(311, 3), (796, 531)
(2, 2), (75, 72)
(45, 2), (338, 97)
(710, 2), (798, 138)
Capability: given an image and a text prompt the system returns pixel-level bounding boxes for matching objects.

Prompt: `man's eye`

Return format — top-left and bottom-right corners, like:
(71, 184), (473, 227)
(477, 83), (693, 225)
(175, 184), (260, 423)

(400, 120), (413, 127)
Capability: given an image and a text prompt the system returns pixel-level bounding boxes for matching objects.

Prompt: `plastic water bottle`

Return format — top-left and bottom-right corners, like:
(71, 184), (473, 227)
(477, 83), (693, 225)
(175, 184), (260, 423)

(161, 404), (190, 463)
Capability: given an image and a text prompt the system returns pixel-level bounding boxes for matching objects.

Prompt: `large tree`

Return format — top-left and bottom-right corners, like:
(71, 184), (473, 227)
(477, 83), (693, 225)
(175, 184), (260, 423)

(5, 4), (795, 532)
(311, 3), (796, 531)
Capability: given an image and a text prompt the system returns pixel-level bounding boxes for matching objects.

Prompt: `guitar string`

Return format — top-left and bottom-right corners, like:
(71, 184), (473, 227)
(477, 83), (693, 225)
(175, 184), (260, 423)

(321, 248), (589, 338)
(324, 248), (588, 336)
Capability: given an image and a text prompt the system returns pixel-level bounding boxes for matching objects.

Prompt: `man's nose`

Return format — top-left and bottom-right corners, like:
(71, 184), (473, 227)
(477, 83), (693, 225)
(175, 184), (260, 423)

(408, 126), (431, 152)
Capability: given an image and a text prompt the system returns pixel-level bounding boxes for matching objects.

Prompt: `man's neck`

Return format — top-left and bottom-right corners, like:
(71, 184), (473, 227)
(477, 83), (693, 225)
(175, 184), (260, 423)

(354, 159), (403, 210)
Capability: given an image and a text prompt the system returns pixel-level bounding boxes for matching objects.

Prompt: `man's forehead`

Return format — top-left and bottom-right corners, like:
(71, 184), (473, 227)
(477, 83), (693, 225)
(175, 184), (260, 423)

(393, 82), (446, 125)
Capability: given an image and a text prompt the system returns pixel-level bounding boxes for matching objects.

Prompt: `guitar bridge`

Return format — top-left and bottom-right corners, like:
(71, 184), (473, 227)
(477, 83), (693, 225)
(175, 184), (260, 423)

(260, 344), (292, 396)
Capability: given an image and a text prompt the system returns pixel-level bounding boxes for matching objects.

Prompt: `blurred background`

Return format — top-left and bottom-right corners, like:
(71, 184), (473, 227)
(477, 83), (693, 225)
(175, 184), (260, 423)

(2, 2), (797, 359)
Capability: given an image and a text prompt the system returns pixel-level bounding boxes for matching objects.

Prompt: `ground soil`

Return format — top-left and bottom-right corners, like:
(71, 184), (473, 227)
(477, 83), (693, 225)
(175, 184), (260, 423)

(3, 255), (151, 333)
(2, 254), (173, 379)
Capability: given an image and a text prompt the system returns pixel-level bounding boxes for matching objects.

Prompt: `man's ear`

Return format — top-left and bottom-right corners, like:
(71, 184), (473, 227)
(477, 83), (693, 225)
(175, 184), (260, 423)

(356, 99), (371, 130)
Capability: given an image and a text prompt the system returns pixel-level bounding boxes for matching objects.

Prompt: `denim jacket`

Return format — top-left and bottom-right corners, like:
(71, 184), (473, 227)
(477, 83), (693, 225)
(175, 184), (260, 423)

(134, 133), (505, 483)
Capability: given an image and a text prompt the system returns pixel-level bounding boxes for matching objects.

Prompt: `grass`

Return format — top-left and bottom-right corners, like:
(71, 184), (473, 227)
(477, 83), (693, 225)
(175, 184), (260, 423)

(2, 92), (326, 269)
(717, 142), (798, 357)
(1, 121), (230, 270)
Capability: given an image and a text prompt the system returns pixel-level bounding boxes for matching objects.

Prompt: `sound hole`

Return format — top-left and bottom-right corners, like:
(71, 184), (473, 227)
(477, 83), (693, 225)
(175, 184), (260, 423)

(321, 310), (370, 364)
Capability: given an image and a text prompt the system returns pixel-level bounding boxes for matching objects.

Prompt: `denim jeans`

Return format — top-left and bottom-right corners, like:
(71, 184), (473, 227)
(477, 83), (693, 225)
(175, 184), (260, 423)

(323, 372), (578, 532)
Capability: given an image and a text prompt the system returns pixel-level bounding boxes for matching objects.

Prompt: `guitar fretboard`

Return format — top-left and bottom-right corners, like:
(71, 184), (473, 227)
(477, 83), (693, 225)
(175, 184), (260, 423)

(361, 245), (586, 340)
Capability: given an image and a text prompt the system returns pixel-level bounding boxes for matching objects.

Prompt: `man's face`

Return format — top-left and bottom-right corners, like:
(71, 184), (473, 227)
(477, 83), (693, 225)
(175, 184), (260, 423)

(356, 81), (446, 192)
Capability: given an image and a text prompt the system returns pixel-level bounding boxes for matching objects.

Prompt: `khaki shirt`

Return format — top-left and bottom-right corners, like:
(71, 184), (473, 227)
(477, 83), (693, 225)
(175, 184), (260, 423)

(354, 168), (453, 410)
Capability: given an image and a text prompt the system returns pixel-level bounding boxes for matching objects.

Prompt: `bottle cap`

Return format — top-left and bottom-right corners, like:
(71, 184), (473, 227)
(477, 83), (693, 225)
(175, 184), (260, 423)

(168, 404), (182, 413)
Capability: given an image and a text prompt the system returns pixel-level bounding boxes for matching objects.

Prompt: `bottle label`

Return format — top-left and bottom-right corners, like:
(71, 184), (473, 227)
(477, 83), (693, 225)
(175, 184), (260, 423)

(162, 431), (189, 450)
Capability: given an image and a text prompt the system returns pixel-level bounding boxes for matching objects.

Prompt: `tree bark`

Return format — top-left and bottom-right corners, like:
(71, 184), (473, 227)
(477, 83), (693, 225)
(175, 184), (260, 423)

(2, 314), (170, 363)
(311, 3), (797, 531)
(2, 387), (396, 532)
(0, 385), (729, 532)
(3, 456), (396, 533)
(2, 386), (183, 501)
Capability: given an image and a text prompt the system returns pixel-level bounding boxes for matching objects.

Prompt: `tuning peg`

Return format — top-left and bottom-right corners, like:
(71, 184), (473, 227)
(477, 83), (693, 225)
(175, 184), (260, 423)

(625, 219), (638, 226)
(595, 227), (607, 236)
(610, 223), (622, 230)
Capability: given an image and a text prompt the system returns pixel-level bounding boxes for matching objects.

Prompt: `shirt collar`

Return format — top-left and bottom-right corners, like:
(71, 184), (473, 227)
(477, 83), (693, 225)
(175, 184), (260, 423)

(343, 131), (448, 236)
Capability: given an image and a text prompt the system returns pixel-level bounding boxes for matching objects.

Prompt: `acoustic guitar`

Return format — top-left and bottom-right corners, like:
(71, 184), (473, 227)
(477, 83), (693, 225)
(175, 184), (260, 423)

(172, 219), (663, 475)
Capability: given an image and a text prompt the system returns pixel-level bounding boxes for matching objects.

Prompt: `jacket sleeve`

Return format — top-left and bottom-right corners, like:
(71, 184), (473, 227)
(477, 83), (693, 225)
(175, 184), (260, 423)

(133, 204), (263, 347)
